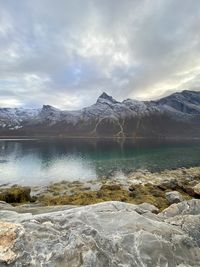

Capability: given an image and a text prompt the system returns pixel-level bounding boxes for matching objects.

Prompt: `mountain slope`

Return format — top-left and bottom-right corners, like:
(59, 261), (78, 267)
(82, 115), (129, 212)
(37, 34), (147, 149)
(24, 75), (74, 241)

(0, 90), (200, 138)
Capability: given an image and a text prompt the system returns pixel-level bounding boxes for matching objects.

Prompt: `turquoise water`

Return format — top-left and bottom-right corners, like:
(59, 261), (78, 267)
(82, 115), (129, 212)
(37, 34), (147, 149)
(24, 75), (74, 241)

(0, 139), (200, 186)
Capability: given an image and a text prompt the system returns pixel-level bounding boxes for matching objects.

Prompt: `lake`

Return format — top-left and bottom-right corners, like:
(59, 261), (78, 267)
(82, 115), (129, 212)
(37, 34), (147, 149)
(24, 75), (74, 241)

(0, 139), (200, 186)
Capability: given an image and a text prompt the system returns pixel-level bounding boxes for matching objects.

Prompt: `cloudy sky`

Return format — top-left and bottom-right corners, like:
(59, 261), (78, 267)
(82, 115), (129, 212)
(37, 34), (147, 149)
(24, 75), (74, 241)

(0, 0), (200, 110)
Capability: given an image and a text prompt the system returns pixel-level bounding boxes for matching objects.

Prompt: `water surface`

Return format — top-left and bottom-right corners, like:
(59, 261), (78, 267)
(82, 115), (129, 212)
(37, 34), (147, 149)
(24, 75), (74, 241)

(0, 139), (200, 186)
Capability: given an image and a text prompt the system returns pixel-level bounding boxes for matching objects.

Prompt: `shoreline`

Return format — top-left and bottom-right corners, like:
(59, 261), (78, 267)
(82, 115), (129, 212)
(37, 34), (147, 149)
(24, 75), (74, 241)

(0, 136), (200, 141)
(1, 166), (200, 211)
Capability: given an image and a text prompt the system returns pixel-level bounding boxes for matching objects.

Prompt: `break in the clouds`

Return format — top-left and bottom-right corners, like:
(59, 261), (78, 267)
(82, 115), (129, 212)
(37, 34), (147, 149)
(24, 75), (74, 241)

(0, 0), (200, 109)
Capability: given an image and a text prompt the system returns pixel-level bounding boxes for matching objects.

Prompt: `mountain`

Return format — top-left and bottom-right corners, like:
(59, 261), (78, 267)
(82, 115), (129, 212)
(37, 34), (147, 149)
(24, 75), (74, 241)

(0, 90), (200, 139)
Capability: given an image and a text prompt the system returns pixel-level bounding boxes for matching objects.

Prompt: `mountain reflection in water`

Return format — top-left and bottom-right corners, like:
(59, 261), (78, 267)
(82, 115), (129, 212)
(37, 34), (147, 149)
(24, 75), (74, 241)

(0, 139), (199, 186)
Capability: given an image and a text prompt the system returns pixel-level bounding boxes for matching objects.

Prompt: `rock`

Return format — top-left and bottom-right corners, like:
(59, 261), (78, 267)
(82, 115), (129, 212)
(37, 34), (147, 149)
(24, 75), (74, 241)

(0, 186), (32, 203)
(193, 183), (200, 195)
(166, 213), (200, 247)
(0, 210), (33, 223)
(160, 199), (200, 248)
(1, 201), (200, 266)
(137, 202), (159, 214)
(157, 179), (179, 190)
(165, 191), (183, 204)
(160, 199), (200, 218)
(0, 201), (14, 210)
(0, 221), (23, 264)
(14, 204), (78, 215)
(184, 186), (196, 197)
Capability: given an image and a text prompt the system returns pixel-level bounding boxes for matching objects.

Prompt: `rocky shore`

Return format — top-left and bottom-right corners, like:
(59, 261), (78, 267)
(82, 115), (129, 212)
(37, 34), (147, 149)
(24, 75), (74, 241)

(0, 167), (200, 266)
(1, 167), (200, 210)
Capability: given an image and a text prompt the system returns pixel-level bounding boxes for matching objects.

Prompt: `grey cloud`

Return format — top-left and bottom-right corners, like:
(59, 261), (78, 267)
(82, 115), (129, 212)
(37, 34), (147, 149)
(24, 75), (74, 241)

(0, 0), (200, 108)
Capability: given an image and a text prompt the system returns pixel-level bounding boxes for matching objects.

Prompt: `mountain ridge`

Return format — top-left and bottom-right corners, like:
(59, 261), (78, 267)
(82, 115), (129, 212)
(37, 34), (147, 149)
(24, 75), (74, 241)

(0, 90), (200, 138)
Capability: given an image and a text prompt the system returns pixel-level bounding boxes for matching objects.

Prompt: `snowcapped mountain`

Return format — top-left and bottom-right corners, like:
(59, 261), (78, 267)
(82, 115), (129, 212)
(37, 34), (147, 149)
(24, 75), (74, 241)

(0, 90), (200, 139)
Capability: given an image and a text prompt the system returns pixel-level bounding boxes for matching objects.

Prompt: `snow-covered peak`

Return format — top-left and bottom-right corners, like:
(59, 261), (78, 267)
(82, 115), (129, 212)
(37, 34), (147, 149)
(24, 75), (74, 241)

(156, 90), (200, 114)
(42, 105), (60, 112)
(97, 92), (118, 104)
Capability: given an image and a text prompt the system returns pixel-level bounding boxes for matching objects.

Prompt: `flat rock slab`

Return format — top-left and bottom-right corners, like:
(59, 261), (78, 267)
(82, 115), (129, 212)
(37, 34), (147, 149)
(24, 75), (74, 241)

(0, 201), (200, 267)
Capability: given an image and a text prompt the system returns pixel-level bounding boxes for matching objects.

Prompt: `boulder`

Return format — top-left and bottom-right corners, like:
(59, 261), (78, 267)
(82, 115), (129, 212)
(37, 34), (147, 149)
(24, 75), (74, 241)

(160, 199), (200, 248)
(157, 179), (180, 191)
(165, 191), (183, 204)
(0, 186), (32, 203)
(0, 201), (200, 266)
(193, 183), (200, 195)
(160, 199), (200, 218)
(137, 202), (159, 214)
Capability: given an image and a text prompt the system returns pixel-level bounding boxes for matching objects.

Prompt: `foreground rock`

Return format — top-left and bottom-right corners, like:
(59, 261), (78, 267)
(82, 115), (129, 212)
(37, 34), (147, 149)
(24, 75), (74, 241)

(160, 199), (200, 218)
(160, 199), (200, 249)
(0, 222), (23, 264)
(1, 201), (200, 266)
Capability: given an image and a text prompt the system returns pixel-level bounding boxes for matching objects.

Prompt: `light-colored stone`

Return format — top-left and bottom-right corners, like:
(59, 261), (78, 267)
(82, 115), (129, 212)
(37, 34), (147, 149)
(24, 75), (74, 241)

(137, 202), (159, 214)
(0, 201), (200, 266)
(193, 183), (200, 195)
(160, 199), (200, 218)
(0, 201), (13, 210)
(165, 191), (183, 204)
(0, 210), (33, 223)
(160, 199), (200, 249)
(0, 221), (23, 264)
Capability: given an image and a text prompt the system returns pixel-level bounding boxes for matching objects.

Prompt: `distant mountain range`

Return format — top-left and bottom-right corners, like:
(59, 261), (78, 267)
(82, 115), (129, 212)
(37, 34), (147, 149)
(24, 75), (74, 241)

(0, 90), (200, 139)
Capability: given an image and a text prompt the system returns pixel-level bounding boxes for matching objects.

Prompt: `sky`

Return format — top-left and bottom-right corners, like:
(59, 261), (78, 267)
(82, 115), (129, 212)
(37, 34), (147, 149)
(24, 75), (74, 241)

(0, 0), (200, 110)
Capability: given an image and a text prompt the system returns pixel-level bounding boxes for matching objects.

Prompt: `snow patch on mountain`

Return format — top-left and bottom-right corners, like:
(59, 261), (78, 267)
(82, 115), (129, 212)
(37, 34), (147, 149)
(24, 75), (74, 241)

(0, 90), (200, 131)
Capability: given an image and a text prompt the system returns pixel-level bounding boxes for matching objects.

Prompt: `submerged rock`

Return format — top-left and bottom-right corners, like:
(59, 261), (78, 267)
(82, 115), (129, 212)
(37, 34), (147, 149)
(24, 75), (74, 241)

(0, 201), (200, 266)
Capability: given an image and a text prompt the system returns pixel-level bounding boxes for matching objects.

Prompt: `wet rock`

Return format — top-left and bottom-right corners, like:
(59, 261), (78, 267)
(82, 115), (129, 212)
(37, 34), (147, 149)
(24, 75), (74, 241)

(0, 186), (32, 203)
(1, 201), (200, 266)
(165, 191), (183, 204)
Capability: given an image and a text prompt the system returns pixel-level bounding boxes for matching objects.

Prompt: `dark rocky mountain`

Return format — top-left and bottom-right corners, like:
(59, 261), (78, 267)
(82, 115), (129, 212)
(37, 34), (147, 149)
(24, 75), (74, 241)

(0, 90), (200, 138)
